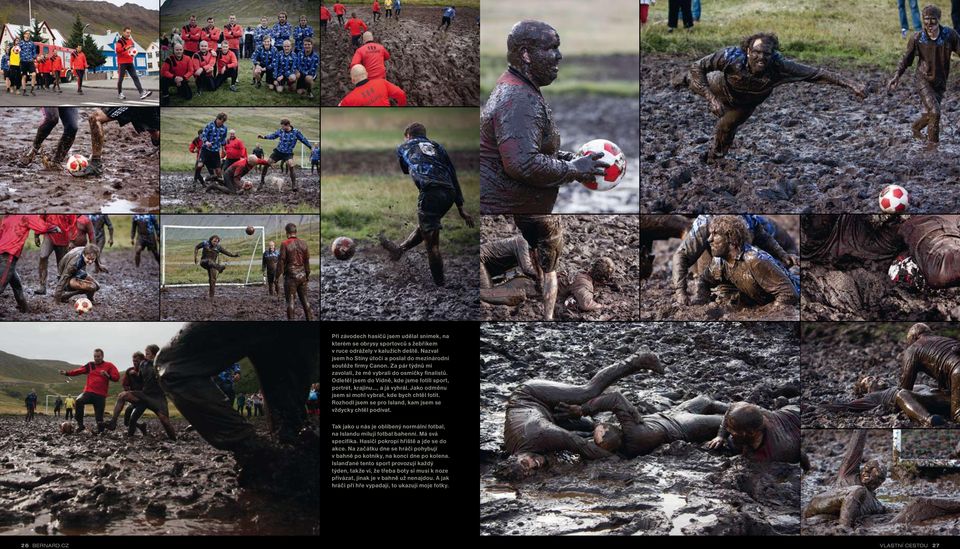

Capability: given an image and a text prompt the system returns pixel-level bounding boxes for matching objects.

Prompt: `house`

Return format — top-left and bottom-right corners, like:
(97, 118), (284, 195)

(1, 19), (66, 50)
(88, 31), (149, 77)
(146, 40), (160, 75)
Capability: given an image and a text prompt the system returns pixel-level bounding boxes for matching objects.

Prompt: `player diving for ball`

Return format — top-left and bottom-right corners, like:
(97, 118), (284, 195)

(257, 118), (313, 192)
(672, 32), (866, 162)
(76, 107), (161, 177)
(206, 155), (271, 195)
(378, 122), (474, 286)
(34, 215), (94, 296)
(195, 235), (239, 299)
(131, 214), (159, 267)
(54, 243), (106, 304)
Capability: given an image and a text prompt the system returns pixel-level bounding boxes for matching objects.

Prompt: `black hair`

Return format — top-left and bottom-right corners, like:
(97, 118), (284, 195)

(404, 122), (427, 138)
(740, 32), (779, 53)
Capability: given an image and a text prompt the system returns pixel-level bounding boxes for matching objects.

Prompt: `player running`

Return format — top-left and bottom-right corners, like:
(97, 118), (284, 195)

(88, 214), (114, 251)
(344, 13), (369, 49)
(197, 113), (228, 184)
(131, 214), (160, 267)
(438, 6), (456, 32)
(257, 118), (313, 191)
(76, 107), (160, 177)
(262, 240), (280, 296)
(351, 32), (390, 80)
(115, 27), (151, 100)
(321, 3), (332, 34)
(338, 64), (407, 106)
(17, 107), (80, 171)
(59, 349), (120, 434)
(195, 235), (239, 299)
(0, 215), (60, 312)
(109, 344), (177, 440)
(277, 223), (313, 320)
(334, 3), (347, 27)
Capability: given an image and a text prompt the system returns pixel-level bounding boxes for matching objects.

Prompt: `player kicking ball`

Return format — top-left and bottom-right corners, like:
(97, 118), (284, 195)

(75, 107), (160, 177)
(194, 235), (239, 299)
(257, 119), (312, 192)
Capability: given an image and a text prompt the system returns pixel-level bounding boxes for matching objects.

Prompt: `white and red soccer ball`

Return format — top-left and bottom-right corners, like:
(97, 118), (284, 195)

(879, 184), (909, 213)
(576, 139), (627, 192)
(130, 49), (138, 57)
(331, 237), (355, 260)
(66, 154), (88, 175)
(74, 297), (93, 314)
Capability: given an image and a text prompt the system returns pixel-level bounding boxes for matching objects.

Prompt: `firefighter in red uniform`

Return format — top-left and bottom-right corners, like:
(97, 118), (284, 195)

(161, 43), (195, 104)
(351, 32), (390, 80)
(0, 215), (60, 312)
(338, 64), (406, 106)
(182, 15), (203, 57)
(59, 348), (120, 434)
(344, 12), (369, 49)
(223, 15), (244, 60)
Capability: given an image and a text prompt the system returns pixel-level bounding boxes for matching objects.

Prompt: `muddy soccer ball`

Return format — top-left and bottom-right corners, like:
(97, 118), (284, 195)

(879, 185), (909, 213)
(242, 181), (254, 191)
(66, 154), (88, 175)
(576, 139), (627, 192)
(60, 421), (74, 434)
(74, 297), (93, 314)
(245, 225), (255, 235)
(331, 237), (355, 260)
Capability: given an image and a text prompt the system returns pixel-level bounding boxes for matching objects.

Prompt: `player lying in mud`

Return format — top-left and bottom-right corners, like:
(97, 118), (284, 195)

(802, 214), (960, 291)
(803, 430), (887, 528)
(823, 323), (960, 426)
(672, 32), (865, 162)
(495, 350), (802, 480)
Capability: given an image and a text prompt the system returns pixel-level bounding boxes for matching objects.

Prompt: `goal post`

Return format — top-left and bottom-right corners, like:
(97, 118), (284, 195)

(161, 225), (267, 288)
(299, 136), (318, 169)
(893, 429), (960, 468)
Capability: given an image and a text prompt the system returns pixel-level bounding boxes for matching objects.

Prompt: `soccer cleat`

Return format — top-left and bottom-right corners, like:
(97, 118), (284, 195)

(17, 145), (42, 168)
(139, 90), (153, 100)
(77, 158), (105, 177)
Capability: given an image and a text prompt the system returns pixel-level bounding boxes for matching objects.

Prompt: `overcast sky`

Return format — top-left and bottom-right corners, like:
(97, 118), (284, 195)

(0, 323), (185, 364)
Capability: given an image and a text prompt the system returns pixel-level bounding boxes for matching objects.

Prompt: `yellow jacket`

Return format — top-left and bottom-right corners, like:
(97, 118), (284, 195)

(9, 49), (19, 66)
(65, 397), (75, 407)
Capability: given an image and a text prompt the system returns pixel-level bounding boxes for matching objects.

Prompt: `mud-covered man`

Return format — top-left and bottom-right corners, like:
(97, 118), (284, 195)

(110, 344), (177, 440)
(558, 257), (617, 313)
(379, 122), (474, 286)
(673, 214), (797, 305)
(897, 323), (960, 423)
(888, 5), (960, 150)
(479, 235), (539, 305)
(34, 214), (85, 295)
(67, 214), (96, 249)
(674, 33), (865, 161)
(706, 401), (801, 464)
(54, 244), (105, 304)
(277, 223), (313, 320)
(688, 215), (800, 307)
(131, 214), (159, 267)
(0, 215), (60, 312)
(88, 214), (114, 252)
(803, 430), (886, 528)
(194, 235), (239, 299)
(514, 214), (563, 320)
(641, 214), (691, 280)
(262, 240), (281, 296)
(111, 351), (148, 436)
(59, 348), (120, 434)
(479, 20), (609, 214)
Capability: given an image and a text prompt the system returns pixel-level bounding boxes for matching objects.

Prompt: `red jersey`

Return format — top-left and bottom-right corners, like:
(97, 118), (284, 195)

(351, 42), (390, 80)
(182, 24), (202, 52)
(223, 24), (243, 50)
(0, 215), (55, 257)
(70, 215), (96, 247)
(201, 26), (223, 47)
(224, 137), (247, 160)
(71, 52), (87, 71)
(42, 214), (77, 247)
(321, 7), (332, 21)
(64, 361), (119, 397)
(373, 1), (381, 12)
(334, 3), (346, 15)
(161, 54), (194, 80)
(115, 37), (136, 65)
(216, 50), (238, 72)
(227, 157), (269, 180)
(190, 137), (203, 158)
(338, 78), (407, 107)
(193, 51), (216, 74)
(344, 18), (368, 37)
(50, 55), (62, 73)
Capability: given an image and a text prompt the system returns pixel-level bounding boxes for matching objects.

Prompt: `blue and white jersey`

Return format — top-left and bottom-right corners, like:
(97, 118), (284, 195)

(443, 7), (456, 19)
(264, 127), (312, 154)
(310, 148), (320, 162)
(202, 120), (228, 152)
(19, 41), (37, 62)
(132, 214), (157, 236)
(272, 51), (299, 79)
(252, 45), (278, 68)
(271, 22), (293, 45)
(216, 363), (241, 387)
(396, 137), (460, 196)
(296, 50), (319, 78)
(71, 254), (88, 280)
(263, 249), (280, 261)
(292, 24), (314, 52)
(1, 55), (8, 70)
(253, 25), (272, 47)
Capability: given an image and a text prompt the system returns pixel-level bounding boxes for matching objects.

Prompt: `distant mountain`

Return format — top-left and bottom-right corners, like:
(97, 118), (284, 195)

(0, 350), (79, 383)
(0, 0), (159, 41)
(161, 0), (317, 28)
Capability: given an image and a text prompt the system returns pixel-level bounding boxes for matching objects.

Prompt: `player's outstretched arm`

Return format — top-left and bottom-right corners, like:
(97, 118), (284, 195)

(889, 33), (919, 90)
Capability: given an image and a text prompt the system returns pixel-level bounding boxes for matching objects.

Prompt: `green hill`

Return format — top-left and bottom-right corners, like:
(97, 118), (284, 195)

(0, 350), (76, 384)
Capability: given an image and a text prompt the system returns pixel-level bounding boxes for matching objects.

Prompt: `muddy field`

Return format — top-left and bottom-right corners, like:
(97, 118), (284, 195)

(0, 249), (159, 321)
(320, 5), (480, 106)
(321, 241), (478, 321)
(641, 53), (960, 213)
(160, 279), (318, 321)
(0, 108), (159, 213)
(480, 322), (801, 536)
(160, 169), (319, 213)
(802, 257), (960, 321)
(800, 322), (960, 429)
(802, 429), (960, 535)
(0, 415), (318, 536)
(641, 214), (799, 321)
(480, 215), (639, 321)
(320, 150), (478, 176)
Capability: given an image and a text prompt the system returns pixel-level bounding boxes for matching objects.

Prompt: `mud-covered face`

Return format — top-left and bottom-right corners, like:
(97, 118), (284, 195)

(728, 426), (764, 450)
(519, 27), (562, 87)
(860, 460), (885, 491)
(924, 15), (940, 39)
(131, 355), (140, 366)
(590, 257), (615, 282)
(211, 237), (221, 246)
(83, 252), (97, 265)
(854, 376), (888, 396)
(518, 453), (545, 471)
(708, 231), (731, 258)
(747, 39), (774, 75)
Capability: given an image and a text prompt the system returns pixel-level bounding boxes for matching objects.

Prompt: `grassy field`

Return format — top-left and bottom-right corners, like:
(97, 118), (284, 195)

(321, 173), (480, 254)
(161, 107), (319, 171)
(163, 58), (319, 107)
(7, 215), (137, 252)
(480, 56), (640, 97)
(320, 108), (478, 152)
(641, 0), (911, 68)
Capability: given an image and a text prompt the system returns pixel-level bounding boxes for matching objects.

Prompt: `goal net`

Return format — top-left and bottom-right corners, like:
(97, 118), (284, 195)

(299, 136), (318, 169)
(161, 225), (266, 288)
(893, 429), (960, 468)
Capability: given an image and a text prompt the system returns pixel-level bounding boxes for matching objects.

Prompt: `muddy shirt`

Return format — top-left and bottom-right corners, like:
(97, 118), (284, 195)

(504, 385), (612, 459)
(895, 26), (960, 87)
(88, 214), (113, 243)
(480, 67), (577, 214)
(899, 215), (960, 288)
(132, 215), (158, 243)
(195, 241), (237, 263)
(123, 367), (144, 391)
(138, 359), (163, 397)
(69, 215), (95, 248)
(278, 236), (310, 280)
(737, 405), (800, 464)
(581, 391), (686, 458)
(262, 249), (280, 274)
(703, 244), (799, 304)
(566, 273), (600, 311)
(901, 334), (960, 391)
(641, 214), (691, 251)
(800, 214), (904, 261)
(480, 235), (537, 279)
(56, 246), (91, 287)
(515, 215), (563, 273)
(672, 215), (790, 293)
(396, 137), (464, 206)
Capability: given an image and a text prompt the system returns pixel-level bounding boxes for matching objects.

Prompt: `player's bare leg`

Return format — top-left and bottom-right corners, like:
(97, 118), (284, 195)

(257, 161), (274, 191)
(79, 110), (109, 176)
(286, 158), (298, 190)
(379, 228), (423, 261)
(134, 240), (144, 267)
(107, 391), (137, 430)
(424, 229), (444, 286)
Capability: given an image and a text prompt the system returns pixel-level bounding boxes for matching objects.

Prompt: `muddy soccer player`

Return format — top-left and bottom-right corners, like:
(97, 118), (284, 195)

(480, 21), (610, 214)
(88, 214), (114, 252)
(705, 400), (801, 464)
(641, 214), (692, 280)
(111, 351), (149, 436)
(131, 214), (160, 267)
(76, 107), (160, 177)
(156, 322), (319, 498)
(672, 214), (798, 306)
(888, 5), (960, 151)
(33, 214), (91, 296)
(262, 240), (281, 296)
(437, 6), (456, 32)
(207, 154), (270, 194)
(17, 107), (80, 170)
(378, 122), (474, 286)
(252, 35), (279, 90)
(673, 32), (866, 162)
(257, 118), (313, 191)
(372, 1), (381, 23)
(54, 244), (105, 304)
(479, 235), (539, 305)
(67, 214), (96, 249)
(321, 3), (332, 33)
(109, 344), (178, 440)
(337, 64), (407, 106)
(558, 257), (617, 313)
(59, 348), (120, 434)
(24, 389), (37, 422)
(344, 13), (369, 49)
(511, 215), (564, 320)
(310, 145), (319, 174)
(194, 235), (240, 299)
(189, 129), (204, 186)
(277, 222), (313, 320)
(0, 215), (61, 313)
(803, 430), (886, 528)
(193, 112), (228, 184)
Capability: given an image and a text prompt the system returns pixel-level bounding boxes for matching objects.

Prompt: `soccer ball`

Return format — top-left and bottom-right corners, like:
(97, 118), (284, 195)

(13, 46), (19, 54)
(66, 154), (88, 175)
(331, 236), (355, 260)
(242, 181), (254, 191)
(74, 297), (93, 314)
(130, 49), (138, 56)
(576, 139), (627, 191)
(60, 421), (74, 434)
(879, 185), (909, 213)
(245, 225), (255, 235)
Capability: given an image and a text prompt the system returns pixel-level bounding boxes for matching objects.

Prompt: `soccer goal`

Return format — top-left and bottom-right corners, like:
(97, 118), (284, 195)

(893, 429), (960, 468)
(161, 225), (267, 288)
(44, 394), (68, 415)
(299, 136), (318, 169)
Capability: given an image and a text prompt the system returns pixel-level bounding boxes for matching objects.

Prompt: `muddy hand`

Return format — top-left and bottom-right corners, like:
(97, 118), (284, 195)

(554, 402), (582, 420)
(458, 207), (475, 228)
(570, 152), (610, 183)
(707, 95), (725, 117)
(886, 76), (899, 92)
(556, 150), (576, 161)
(785, 254), (799, 268)
(705, 436), (724, 450)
